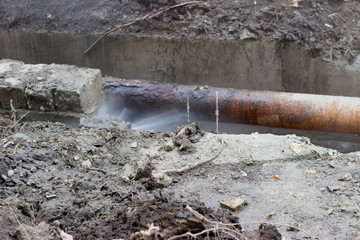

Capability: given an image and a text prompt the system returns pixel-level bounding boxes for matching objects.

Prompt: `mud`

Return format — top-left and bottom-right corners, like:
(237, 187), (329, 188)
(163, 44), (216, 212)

(0, 120), (360, 239)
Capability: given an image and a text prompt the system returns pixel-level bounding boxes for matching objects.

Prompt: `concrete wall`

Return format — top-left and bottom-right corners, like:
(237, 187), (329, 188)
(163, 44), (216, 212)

(1, 30), (360, 96)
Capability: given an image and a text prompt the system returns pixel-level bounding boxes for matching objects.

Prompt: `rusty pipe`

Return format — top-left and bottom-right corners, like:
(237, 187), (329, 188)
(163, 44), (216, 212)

(103, 78), (360, 134)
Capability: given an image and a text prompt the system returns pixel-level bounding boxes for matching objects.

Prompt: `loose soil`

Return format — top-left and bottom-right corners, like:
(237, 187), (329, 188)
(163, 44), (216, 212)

(1, 120), (360, 239)
(1, 0), (360, 61)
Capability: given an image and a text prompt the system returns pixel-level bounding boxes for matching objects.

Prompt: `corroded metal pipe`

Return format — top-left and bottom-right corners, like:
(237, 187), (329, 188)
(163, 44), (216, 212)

(103, 78), (360, 134)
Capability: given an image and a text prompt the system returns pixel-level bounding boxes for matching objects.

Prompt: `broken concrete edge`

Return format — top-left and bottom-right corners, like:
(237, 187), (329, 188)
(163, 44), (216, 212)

(0, 59), (103, 114)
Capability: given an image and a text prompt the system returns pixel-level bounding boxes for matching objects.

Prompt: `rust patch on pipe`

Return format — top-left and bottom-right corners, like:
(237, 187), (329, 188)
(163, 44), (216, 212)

(104, 78), (360, 134)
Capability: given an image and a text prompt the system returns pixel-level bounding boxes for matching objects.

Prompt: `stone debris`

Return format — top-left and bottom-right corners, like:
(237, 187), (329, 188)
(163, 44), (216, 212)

(326, 186), (341, 192)
(220, 197), (245, 211)
(7, 169), (14, 177)
(338, 173), (352, 181)
(130, 142), (138, 148)
(163, 140), (175, 151)
(81, 160), (92, 168)
(289, 142), (302, 153)
(10, 133), (32, 143)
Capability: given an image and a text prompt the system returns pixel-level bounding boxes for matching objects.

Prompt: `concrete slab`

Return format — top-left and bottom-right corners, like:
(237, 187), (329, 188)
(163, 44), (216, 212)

(0, 59), (102, 114)
(0, 60), (28, 109)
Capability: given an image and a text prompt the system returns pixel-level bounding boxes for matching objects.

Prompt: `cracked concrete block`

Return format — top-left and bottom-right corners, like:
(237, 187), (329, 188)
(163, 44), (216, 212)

(49, 64), (103, 113)
(25, 76), (55, 112)
(0, 59), (103, 113)
(0, 60), (27, 109)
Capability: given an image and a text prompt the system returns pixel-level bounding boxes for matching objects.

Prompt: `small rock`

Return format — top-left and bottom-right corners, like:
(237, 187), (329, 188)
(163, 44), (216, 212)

(222, 30), (229, 39)
(164, 141), (175, 151)
(130, 142), (138, 148)
(40, 142), (47, 148)
(30, 167), (37, 173)
(326, 186), (341, 192)
(74, 155), (80, 161)
(8, 169), (14, 177)
(328, 150), (337, 156)
(220, 197), (245, 211)
(289, 143), (302, 153)
(245, 160), (254, 166)
(228, 22), (239, 33)
(338, 173), (352, 181)
(93, 138), (106, 147)
(152, 172), (172, 187)
(81, 160), (92, 168)
(240, 28), (257, 40)
(325, 23), (333, 28)
(20, 171), (29, 178)
(239, 169), (247, 177)
(105, 132), (113, 141)
(1, 174), (8, 181)
(142, 130), (155, 138)
(11, 133), (32, 143)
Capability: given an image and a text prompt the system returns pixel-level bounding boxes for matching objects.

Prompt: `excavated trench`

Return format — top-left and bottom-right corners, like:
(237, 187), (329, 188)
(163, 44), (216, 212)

(3, 2), (360, 239)
(1, 30), (360, 152)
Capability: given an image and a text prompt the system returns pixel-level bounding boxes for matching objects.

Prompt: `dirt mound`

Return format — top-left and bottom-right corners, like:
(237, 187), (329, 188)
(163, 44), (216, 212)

(0, 121), (279, 239)
(1, 119), (360, 239)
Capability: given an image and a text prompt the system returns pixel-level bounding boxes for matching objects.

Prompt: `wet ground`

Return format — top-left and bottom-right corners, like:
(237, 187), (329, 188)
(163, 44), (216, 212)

(1, 119), (360, 239)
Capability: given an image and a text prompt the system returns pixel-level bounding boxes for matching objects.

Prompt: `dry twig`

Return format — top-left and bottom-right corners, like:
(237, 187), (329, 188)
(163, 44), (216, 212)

(169, 205), (246, 240)
(15, 111), (29, 125)
(328, 13), (346, 23)
(86, 167), (107, 174)
(184, 205), (316, 240)
(10, 100), (17, 133)
(83, 1), (205, 54)
(5, 199), (32, 240)
(161, 138), (224, 174)
(13, 143), (21, 155)
(167, 227), (244, 240)
(186, 205), (212, 223)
